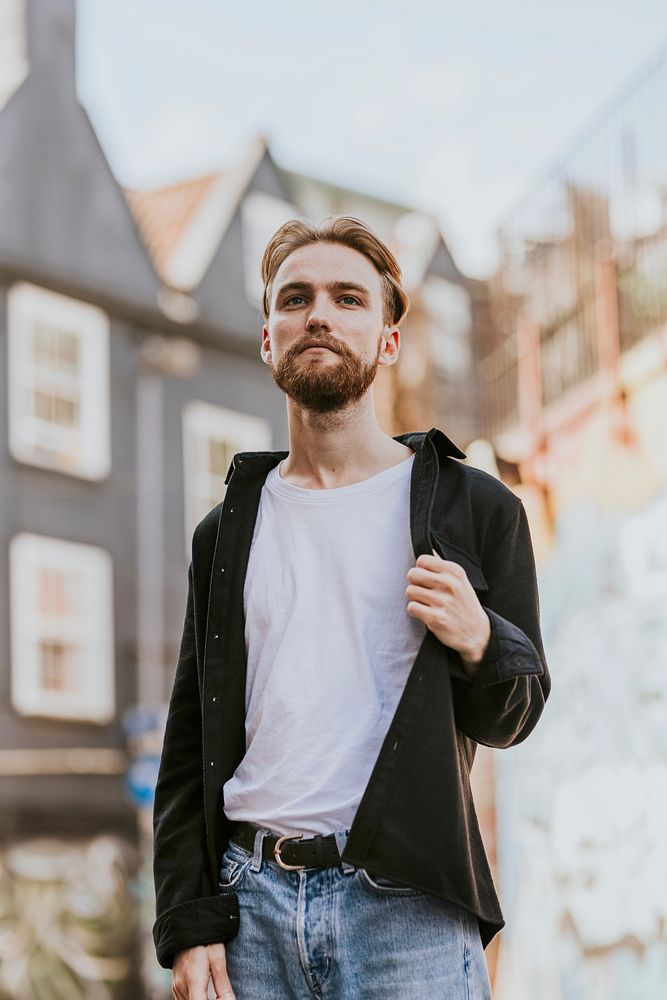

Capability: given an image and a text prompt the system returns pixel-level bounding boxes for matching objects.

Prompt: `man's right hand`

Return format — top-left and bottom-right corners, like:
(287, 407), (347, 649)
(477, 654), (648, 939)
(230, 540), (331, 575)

(172, 943), (236, 1000)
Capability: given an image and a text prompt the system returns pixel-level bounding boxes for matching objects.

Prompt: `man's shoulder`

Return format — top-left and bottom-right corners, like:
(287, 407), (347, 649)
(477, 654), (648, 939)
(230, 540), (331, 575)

(423, 425), (521, 517)
(457, 459), (520, 506)
(446, 454), (521, 514)
(433, 454), (523, 561)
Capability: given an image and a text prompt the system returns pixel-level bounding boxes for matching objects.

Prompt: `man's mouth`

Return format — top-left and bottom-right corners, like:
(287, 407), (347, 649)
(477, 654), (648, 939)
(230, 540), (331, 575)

(299, 340), (339, 354)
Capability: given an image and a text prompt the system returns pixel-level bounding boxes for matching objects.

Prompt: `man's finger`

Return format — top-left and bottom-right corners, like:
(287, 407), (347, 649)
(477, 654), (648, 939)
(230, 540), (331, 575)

(173, 965), (208, 1000)
(416, 552), (442, 568)
(184, 973), (209, 1000)
(407, 566), (441, 588)
(406, 583), (439, 606)
(210, 944), (236, 1000)
(408, 565), (462, 592)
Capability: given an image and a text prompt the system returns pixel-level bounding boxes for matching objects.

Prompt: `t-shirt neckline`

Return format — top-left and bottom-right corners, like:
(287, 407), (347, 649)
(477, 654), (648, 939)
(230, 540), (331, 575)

(269, 451), (415, 503)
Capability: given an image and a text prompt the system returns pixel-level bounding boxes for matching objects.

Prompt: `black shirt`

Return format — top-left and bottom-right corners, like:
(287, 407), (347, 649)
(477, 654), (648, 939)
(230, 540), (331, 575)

(152, 427), (551, 969)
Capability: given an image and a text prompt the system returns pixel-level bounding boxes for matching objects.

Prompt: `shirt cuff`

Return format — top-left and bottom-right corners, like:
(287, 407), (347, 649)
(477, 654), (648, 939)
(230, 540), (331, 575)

(448, 607), (544, 692)
(153, 894), (240, 969)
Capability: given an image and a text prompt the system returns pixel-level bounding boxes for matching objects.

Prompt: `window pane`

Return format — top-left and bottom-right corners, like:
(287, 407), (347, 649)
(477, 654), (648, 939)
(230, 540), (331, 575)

(32, 322), (80, 374)
(32, 322), (56, 366)
(33, 389), (53, 421)
(208, 438), (231, 477)
(39, 640), (77, 692)
(38, 566), (77, 616)
(54, 395), (79, 428)
(31, 389), (80, 429)
(57, 332), (80, 372)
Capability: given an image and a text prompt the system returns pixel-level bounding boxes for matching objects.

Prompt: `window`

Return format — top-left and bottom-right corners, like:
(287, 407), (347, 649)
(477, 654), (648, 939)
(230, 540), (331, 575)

(10, 533), (115, 723)
(241, 191), (298, 307)
(422, 276), (473, 379)
(182, 402), (272, 553)
(7, 283), (111, 479)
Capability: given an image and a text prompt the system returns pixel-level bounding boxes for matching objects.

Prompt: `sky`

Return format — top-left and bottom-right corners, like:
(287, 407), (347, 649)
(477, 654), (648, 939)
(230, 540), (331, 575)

(76, 0), (667, 278)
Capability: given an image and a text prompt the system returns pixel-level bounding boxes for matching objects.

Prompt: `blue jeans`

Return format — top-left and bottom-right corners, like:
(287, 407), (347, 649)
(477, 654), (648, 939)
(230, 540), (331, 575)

(218, 827), (492, 999)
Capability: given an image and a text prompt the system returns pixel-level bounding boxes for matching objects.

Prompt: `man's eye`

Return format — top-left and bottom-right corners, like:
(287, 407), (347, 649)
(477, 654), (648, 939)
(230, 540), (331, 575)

(285, 295), (306, 305)
(340, 295), (360, 305)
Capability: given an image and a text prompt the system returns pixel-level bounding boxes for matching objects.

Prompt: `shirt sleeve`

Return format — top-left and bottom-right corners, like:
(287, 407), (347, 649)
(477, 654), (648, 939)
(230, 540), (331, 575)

(448, 498), (551, 748)
(152, 562), (239, 969)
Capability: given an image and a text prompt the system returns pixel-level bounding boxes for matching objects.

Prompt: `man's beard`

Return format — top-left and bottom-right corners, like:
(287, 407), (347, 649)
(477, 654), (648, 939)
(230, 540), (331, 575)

(271, 334), (382, 414)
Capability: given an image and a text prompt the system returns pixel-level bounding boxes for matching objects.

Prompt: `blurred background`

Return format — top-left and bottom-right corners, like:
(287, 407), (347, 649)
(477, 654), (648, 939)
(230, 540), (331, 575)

(1, 0), (666, 997)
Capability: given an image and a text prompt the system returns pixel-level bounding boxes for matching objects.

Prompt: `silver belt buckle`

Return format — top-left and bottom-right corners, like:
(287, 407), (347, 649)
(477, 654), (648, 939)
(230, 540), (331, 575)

(273, 832), (305, 871)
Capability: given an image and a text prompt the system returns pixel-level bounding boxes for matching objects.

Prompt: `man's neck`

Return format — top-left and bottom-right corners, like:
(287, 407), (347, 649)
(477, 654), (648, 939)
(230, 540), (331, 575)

(279, 398), (413, 490)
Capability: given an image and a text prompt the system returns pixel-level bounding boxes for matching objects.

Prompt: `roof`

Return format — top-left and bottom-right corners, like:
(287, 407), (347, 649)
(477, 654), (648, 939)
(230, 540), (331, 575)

(122, 134), (466, 295)
(124, 173), (221, 281)
(123, 136), (268, 290)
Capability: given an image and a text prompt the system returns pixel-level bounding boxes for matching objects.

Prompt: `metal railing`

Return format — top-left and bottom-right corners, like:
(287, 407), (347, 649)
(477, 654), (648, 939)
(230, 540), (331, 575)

(484, 42), (667, 438)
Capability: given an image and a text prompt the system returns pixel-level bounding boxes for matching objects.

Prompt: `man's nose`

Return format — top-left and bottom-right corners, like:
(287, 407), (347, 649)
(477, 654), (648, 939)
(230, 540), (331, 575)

(305, 296), (334, 331)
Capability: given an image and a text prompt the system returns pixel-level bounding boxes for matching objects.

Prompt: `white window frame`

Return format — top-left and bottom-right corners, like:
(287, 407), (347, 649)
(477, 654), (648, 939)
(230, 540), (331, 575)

(182, 401), (272, 557)
(9, 533), (115, 724)
(241, 191), (298, 307)
(7, 282), (111, 480)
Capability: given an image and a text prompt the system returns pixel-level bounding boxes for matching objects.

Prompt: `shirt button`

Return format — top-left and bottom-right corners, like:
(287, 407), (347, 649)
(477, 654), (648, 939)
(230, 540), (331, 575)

(212, 696), (217, 702)
(214, 634), (219, 639)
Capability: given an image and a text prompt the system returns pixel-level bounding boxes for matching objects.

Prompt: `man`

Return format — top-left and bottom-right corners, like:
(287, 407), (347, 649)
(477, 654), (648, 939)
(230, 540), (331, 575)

(153, 215), (550, 1000)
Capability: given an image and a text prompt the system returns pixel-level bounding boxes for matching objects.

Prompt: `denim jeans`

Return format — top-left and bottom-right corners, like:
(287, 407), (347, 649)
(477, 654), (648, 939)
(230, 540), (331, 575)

(217, 827), (492, 999)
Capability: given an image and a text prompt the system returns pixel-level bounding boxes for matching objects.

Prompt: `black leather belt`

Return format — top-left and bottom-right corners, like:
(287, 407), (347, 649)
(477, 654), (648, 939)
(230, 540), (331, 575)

(230, 821), (343, 871)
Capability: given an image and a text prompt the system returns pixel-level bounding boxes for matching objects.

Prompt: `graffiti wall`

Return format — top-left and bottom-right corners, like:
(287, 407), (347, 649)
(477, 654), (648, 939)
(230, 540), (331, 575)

(494, 490), (667, 999)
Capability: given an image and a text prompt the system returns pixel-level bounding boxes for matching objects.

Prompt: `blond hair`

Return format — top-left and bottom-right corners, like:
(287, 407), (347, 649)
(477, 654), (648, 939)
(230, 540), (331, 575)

(261, 215), (411, 326)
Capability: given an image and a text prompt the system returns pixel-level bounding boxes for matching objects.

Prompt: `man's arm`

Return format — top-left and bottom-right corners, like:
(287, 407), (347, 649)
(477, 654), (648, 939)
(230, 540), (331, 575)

(448, 497), (550, 747)
(152, 561), (239, 970)
(407, 498), (550, 748)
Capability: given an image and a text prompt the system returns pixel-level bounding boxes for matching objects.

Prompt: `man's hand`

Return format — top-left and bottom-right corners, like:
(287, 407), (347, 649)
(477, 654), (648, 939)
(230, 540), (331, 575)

(406, 550), (491, 677)
(172, 943), (235, 1000)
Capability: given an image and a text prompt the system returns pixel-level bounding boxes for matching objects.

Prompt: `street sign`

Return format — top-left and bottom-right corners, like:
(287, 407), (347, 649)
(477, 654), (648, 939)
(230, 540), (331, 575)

(122, 704), (167, 740)
(125, 752), (161, 809)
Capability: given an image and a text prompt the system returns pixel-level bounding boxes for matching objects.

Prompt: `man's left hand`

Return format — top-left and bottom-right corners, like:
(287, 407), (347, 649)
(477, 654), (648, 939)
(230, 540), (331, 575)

(406, 550), (491, 677)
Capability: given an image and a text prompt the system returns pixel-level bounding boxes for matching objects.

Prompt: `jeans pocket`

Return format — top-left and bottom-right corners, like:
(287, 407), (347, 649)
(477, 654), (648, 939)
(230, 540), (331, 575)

(218, 847), (252, 892)
(357, 868), (424, 896)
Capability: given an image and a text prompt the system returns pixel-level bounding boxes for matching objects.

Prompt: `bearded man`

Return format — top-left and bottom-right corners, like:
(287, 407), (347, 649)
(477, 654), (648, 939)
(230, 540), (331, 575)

(153, 215), (550, 1000)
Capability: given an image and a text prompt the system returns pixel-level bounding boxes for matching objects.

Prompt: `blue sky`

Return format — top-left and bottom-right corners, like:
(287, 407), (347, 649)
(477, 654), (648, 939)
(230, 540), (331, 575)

(76, 0), (667, 276)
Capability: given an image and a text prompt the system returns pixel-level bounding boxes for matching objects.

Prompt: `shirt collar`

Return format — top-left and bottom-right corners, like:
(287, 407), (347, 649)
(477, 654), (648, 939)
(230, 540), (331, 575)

(226, 426), (466, 481)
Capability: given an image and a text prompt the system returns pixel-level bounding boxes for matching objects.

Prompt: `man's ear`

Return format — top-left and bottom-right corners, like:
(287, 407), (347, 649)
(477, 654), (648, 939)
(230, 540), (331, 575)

(260, 325), (272, 364)
(378, 326), (400, 367)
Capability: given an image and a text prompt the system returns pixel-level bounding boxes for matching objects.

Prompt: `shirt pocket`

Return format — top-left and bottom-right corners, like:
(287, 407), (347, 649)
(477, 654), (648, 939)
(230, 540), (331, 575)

(429, 532), (489, 594)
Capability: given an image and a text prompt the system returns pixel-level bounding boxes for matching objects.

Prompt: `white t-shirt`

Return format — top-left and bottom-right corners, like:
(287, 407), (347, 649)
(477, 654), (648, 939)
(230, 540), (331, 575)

(222, 451), (425, 836)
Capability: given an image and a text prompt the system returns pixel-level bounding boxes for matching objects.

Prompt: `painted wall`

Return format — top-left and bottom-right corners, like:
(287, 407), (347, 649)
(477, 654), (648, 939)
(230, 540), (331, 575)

(493, 333), (667, 999)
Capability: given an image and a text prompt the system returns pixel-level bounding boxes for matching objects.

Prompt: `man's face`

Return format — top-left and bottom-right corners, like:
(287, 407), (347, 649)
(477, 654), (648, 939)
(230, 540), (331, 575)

(261, 241), (399, 414)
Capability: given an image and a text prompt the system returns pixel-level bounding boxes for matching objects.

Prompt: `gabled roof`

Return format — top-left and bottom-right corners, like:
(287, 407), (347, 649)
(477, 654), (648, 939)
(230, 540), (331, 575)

(124, 136), (268, 291)
(124, 173), (221, 280)
(123, 131), (470, 302)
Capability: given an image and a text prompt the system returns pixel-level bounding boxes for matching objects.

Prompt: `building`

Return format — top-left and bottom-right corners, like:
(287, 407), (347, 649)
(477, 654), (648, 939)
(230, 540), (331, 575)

(478, 39), (667, 1000)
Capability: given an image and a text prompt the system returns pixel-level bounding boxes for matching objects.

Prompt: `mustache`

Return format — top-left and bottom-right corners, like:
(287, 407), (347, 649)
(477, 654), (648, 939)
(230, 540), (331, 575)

(290, 335), (353, 358)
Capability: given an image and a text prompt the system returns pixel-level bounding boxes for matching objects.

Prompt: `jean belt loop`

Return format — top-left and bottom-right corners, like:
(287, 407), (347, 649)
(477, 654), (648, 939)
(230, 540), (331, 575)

(334, 829), (355, 874)
(251, 827), (268, 872)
